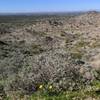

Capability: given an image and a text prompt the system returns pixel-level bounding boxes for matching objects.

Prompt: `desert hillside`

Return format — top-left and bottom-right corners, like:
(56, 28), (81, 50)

(0, 11), (100, 99)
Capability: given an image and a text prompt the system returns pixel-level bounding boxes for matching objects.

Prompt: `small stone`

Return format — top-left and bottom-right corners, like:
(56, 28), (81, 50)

(84, 72), (92, 80)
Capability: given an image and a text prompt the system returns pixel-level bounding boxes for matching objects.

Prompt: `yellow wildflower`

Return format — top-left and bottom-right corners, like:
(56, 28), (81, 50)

(39, 85), (43, 89)
(49, 85), (53, 89)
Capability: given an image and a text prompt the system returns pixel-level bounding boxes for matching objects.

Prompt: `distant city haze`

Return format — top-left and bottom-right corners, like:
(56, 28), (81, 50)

(0, 0), (100, 13)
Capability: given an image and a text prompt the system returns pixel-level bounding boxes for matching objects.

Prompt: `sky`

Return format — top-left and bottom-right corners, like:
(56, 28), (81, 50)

(0, 0), (100, 13)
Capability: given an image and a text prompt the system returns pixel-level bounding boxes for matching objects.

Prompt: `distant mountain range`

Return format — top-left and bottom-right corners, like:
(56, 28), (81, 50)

(0, 11), (98, 16)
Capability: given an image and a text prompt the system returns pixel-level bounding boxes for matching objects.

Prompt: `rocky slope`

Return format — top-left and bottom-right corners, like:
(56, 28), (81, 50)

(0, 11), (100, 98)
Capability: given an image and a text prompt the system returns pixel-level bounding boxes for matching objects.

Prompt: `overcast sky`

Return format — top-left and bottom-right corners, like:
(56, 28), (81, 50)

(0, 0), (100, 13)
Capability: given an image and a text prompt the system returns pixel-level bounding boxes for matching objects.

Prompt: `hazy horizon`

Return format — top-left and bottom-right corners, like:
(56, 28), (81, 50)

(0, 10), (99, 15)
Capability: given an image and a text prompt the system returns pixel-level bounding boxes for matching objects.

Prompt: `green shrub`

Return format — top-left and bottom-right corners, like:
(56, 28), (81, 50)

(71, 52), (83, 59)
(32, 44), (44, 54)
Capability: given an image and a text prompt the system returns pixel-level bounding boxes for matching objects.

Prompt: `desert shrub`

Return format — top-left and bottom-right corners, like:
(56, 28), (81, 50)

(71, 52), (83, 59)
(48, 19), (63, 26)
(90, 40), (100, 48)
(65, 38), (72, 44)
(32, 44), (45, 54)
(75, 40), (88, 48)
(5, 49), (95, 94)
(0, 84), (6, 99)
(0, 24), (12, 34)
